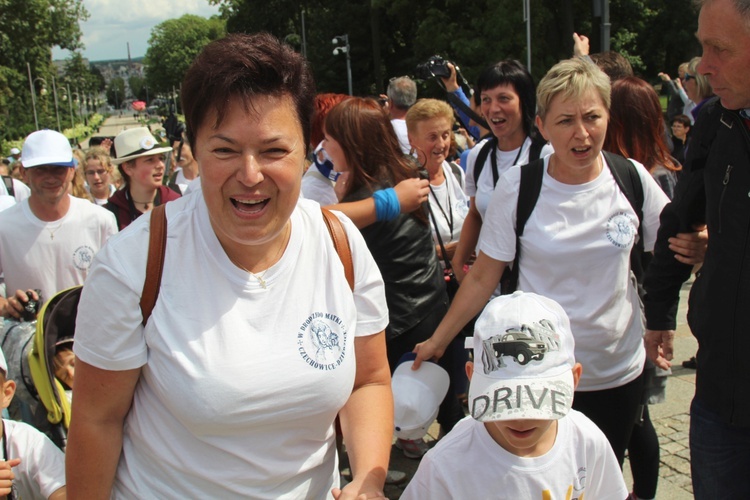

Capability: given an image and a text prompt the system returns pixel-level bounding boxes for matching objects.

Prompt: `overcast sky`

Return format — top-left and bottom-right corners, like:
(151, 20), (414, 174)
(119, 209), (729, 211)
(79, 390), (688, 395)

(52, 0), (221, 62)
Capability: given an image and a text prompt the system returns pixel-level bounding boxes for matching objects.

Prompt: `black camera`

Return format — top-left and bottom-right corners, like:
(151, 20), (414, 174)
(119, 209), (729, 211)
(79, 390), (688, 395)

(21, 289), (43, 322)
(415, 55), (451, 80)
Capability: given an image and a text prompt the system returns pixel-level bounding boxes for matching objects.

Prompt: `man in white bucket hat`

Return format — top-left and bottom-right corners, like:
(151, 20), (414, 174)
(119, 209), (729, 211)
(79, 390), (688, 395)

(0, 130), (117, 319)
(402, 291), (627, 499)
(105, 127), (180, 230)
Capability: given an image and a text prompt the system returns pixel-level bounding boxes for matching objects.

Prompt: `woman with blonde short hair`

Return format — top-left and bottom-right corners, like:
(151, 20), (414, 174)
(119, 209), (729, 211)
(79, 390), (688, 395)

(406, 98), (469, 262)
(415, 57), (672, 467)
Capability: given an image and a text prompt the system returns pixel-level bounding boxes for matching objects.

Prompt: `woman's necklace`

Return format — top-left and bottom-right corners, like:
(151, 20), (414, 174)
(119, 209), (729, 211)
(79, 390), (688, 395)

(231, 227), (289, 289)
(132, 199), (154, 211)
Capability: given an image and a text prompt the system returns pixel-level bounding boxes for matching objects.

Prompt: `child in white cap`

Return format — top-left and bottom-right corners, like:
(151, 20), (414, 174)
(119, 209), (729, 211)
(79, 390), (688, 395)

(0, 347), (66, 499)
(402, 291), (627, 499)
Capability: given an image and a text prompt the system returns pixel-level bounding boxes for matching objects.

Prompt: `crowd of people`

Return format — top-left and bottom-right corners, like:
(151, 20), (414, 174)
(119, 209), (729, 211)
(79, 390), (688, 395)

(0, 0), (747, 497)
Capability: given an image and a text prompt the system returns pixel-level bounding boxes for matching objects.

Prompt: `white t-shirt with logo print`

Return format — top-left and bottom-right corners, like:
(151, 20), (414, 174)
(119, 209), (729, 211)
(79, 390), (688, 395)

(0, 195), (117, 301)
(74, 195), (388, 499)
(465, 137), (554, 219)
(478, 154), (669, 391)
(401, 411), (627, 500)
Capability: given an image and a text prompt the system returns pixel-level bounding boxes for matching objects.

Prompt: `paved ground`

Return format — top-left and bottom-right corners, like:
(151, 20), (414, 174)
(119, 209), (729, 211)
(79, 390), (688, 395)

(384, 279), (698, 499)
(80, 114), (155, 149)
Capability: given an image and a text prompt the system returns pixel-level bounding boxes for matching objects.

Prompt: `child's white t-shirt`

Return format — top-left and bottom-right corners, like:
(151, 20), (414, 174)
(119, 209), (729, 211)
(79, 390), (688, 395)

(74, 195), (389, 499)
(478, 155), (669, 390)
(402, 411), (627, 500)
(2, 419), (66, 500)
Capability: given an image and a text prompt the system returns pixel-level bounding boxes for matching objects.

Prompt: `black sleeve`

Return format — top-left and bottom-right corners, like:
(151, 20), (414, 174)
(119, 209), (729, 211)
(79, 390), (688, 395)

(643, 104), (715, 330)
(643, 170), (702, 330)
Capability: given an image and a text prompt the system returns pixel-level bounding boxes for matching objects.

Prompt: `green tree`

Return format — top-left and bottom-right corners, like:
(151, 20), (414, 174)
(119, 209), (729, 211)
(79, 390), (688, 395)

(129, 75), (148, 102)
(143, 14), (226, 95)
(106, 77), (125, 109)
(0, 0), (88, 140)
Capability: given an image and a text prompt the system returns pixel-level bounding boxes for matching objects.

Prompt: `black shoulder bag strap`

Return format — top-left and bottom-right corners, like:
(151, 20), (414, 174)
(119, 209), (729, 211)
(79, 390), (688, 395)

(500, 158), (545, 294)
(602, 151), (645, 285)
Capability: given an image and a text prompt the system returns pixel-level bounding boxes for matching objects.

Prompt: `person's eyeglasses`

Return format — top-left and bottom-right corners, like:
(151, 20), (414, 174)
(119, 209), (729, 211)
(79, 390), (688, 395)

(683, 73), (696, 82)
(85, 169), (108, 177)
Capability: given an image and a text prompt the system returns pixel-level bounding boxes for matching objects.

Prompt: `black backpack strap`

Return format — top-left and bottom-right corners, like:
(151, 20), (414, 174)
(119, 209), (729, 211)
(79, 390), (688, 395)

(527, 132), (547, 163)
(2, 176), (13, 198)
(602, 151), (646, 285)
(501, 157), (545, 294)
(448, 161), (464, 190)
(472, 137), (497, 188)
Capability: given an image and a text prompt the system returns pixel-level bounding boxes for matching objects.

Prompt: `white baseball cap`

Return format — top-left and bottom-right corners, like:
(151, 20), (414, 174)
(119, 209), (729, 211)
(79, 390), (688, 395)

(392, 355), (449, 440)
(466, 291), (576, 422)
(21, 130), (75, 168)
(9, 147), (20, 156)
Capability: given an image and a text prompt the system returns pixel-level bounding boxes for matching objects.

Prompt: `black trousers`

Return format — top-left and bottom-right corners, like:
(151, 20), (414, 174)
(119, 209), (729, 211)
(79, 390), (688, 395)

(572, 370), (645, 466)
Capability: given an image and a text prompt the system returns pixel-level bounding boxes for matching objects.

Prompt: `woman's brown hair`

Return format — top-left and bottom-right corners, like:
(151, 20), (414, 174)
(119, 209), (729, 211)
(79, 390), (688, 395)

(325, 97), (426, 223)
(604, 77), (680, 172)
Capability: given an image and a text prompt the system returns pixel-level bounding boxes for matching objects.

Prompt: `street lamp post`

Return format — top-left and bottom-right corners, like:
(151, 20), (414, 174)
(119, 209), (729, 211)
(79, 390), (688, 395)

(332, 34), (352, 96)
(52, 76), (62, 131)
(66, 84), (75, 129)
(26, 63), (39, 130)
(523, 0), (531, 73)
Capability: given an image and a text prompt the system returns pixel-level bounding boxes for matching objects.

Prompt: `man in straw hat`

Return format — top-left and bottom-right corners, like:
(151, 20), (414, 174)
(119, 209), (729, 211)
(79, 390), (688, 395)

(0, 130), (117, 319)
(105, 127), (180, 230)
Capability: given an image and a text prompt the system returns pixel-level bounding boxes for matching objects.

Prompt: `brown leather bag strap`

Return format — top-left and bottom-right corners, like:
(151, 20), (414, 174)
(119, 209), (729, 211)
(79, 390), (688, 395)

(321, 208), (354, 291)
(140, 204), (168, 326)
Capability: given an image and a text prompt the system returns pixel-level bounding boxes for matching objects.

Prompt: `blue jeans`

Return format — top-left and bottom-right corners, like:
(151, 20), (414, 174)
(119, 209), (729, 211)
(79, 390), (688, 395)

(690, 398), (750, 498)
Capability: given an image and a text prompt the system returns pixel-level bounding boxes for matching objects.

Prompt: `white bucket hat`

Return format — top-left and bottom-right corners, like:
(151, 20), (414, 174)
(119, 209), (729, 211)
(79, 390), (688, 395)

(392, 355), (449, 440)
(466, 291), (577, 422)
(111, 127), (172, 165)
(21, 130), (75, 168)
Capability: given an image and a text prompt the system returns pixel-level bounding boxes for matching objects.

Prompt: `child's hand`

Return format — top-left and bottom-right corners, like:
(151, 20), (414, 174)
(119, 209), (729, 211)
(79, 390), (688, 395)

(0, 458), (22, 496)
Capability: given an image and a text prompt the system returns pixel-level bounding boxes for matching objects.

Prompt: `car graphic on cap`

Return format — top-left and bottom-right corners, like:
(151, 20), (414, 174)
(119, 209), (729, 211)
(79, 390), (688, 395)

(492, 330), (547, 365)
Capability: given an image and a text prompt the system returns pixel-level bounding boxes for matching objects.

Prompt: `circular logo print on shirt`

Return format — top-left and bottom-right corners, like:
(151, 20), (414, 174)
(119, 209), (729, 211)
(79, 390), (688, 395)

(606, 212), (636, 249)
(73, 245), (96, 271)
(297, 313), (347, 370)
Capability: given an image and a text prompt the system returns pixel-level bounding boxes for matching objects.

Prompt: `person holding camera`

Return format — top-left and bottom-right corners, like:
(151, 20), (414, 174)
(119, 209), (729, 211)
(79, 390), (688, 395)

(450, 60), (551, 284)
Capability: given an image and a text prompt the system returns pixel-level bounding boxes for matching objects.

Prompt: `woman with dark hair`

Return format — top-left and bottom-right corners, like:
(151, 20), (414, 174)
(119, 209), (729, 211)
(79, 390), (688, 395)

(68, 33), (393, 499)
(605, 77), (682, 199)
(604, 75), (682, 500)
(451, 60), (551, 282)
(324, 97), (463, 457)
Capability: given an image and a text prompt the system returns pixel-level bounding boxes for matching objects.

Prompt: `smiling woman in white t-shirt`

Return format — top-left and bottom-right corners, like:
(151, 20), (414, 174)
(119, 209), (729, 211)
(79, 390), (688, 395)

(67, 33), (393, 500)
(414, 58), (675, 468)
(452, 59), (552, 282)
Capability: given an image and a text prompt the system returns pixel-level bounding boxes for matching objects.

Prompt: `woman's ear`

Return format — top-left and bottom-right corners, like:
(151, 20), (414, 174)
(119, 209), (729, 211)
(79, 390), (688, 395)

(535, 115), (549, 142)
(465, 361), (474, 381)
